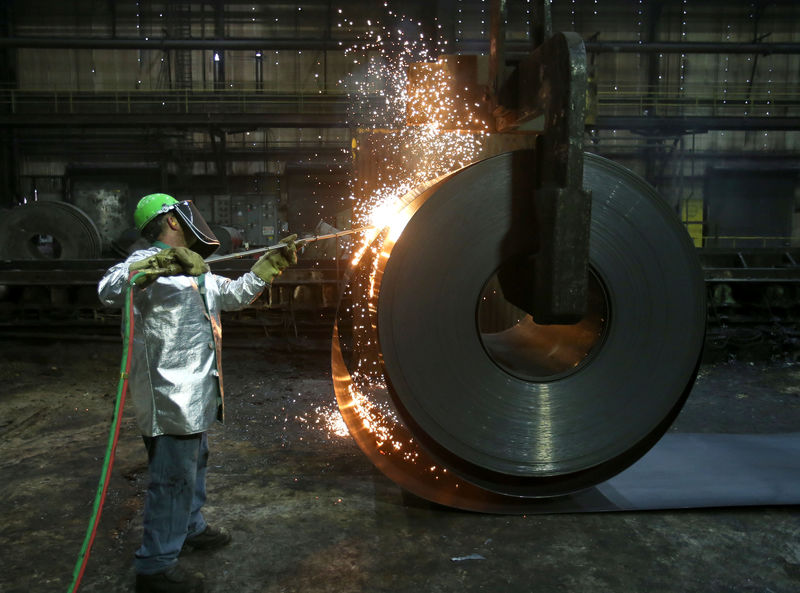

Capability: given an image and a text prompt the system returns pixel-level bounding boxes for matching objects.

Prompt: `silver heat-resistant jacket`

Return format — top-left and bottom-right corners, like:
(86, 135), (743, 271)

(98, 245), (267, 437)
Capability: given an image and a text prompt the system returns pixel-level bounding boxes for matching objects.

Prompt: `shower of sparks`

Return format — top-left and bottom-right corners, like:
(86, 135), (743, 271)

(318, 405), (350, 437)
(341, 3), (489, 255)
(345, 380), (394, 447)
(317, 3), (485, 490)
(300, 403), (350, 439)
(288, 400), (349, 441)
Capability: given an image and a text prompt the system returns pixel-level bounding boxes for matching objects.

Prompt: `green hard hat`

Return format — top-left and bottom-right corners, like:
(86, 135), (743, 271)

(134, 193), (179, 231)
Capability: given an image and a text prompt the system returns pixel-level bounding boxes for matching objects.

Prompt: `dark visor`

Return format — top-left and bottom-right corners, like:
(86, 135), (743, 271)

(173, 201), (220, 258)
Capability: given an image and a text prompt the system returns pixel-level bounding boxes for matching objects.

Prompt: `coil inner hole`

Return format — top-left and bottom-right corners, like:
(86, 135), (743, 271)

(477, 269), (609, 382)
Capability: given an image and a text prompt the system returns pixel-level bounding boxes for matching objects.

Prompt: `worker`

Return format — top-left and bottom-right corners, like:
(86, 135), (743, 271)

(98, 193), (296, 593)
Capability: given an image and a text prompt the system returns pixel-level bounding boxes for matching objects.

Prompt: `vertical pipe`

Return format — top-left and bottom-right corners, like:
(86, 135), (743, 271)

(488, 0), (506, 103)
(255, 51), (263, 90)
(213, 0), (225, 90)
(201, 3), (207, 89)
(0, 131), (14, 208)
(213, 52), (223, 90)
(0, 0), (17, 90)
(108, 0), (116, 39)
(324, 0), (333, 92)
(745, 4), (767, 111)
(643, 0), (664, 187)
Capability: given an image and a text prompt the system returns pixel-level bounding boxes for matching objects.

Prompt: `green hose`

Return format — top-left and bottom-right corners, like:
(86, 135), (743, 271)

(67, 271), (144, 593)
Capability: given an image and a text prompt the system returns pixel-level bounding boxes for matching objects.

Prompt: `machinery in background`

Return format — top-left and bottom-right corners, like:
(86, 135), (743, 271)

(0, 188), (357, 339)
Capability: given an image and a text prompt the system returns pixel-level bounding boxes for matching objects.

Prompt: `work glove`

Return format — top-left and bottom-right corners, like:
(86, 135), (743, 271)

(171, 246), (209, 275)
(129, 246), (209, 285)
(251, 234), (298, 284)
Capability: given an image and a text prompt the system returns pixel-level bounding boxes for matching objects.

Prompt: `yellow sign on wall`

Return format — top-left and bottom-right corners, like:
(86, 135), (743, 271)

(682, 199), (704, 247)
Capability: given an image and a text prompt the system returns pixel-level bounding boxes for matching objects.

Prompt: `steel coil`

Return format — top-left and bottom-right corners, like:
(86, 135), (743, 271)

(332, 151), (706, 511)
(0, 201), (102, 259)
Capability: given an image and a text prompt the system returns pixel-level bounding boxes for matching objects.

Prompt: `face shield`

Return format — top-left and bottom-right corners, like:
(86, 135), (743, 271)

(172, 200), (220, 258)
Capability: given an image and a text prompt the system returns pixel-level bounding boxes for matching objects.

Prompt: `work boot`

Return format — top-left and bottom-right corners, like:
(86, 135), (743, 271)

(135, 564), (204, 593)
(183, 525), (232, 551)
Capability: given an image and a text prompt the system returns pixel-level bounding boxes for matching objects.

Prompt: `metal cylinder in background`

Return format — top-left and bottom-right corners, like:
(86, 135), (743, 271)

(0, 201), (103, 260)
(209, 225), (243, 255)
(332, 151), (706, 511)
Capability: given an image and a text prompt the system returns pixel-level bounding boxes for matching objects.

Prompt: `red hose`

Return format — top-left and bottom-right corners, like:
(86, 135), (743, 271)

(67, 271), (140, 593)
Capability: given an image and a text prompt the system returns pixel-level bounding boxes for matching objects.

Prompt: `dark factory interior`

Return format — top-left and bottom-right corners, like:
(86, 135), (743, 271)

(2, 1), (800, 592)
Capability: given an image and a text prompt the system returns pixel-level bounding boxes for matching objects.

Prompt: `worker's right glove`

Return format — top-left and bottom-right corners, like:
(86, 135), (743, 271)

(251, 234), (298, 284)
(129, 246), (209, 285)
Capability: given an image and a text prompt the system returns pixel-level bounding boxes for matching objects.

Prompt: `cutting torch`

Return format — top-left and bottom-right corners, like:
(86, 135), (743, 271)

(205, 226), (373, 264)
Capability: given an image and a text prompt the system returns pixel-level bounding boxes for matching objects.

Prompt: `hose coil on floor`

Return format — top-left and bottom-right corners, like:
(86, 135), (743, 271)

(332, 151), (706, 511)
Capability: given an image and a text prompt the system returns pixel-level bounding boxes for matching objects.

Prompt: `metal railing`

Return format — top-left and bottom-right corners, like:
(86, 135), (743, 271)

(2, 82), (798, 119)
(701, 236), (799, 249)
(0, 86), (350, 116)
(595, 82), (800, 118)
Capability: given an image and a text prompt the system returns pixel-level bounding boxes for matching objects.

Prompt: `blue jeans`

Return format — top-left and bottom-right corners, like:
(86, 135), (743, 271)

(134, 432), (209, 575)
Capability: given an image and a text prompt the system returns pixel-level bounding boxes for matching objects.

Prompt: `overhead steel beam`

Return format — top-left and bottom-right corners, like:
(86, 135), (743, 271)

(14, 147), (351, 166)
(3, 37), (800, 55)
(584, 41), (800, 54)
(591, 150), (800, 161)
(0, 113), (348, 128)
(4, 113), (795, 132)
(0, 36), (343, 51)
(16, 143), (348, 159)
(459, 40), (800, 56)
(592, 116), (800, 132)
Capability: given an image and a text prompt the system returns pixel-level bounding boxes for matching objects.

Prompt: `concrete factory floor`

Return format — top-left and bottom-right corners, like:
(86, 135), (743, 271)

(1, 336), (800, 593)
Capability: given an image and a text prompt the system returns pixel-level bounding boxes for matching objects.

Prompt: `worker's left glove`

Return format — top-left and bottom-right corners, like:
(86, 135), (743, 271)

(251, 234), (297, 283)
(129, 246), (208, 285)
(170, 246), (209, 276)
